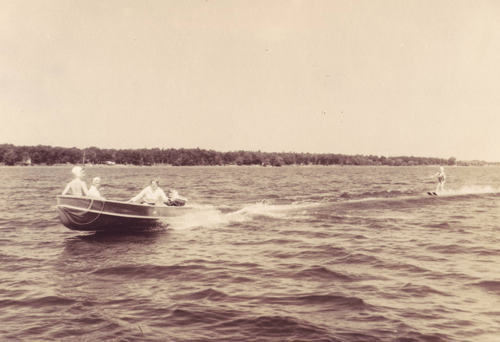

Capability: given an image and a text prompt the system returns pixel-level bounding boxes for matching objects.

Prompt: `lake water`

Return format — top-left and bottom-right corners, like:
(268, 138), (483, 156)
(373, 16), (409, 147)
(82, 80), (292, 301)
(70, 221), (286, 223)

(1, 165), (499, 342)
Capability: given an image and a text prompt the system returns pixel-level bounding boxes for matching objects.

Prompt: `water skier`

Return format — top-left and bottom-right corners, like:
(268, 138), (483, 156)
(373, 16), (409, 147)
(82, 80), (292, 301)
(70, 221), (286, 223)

(434, 167), (446, 194)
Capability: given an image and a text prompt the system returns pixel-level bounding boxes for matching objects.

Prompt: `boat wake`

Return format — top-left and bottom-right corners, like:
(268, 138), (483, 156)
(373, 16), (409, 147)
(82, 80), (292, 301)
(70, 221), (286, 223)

(165, 185), (499, 230)
(439, 185), (498, 196)
(164, 202), (312, 230)
(288, 185), (500, 204)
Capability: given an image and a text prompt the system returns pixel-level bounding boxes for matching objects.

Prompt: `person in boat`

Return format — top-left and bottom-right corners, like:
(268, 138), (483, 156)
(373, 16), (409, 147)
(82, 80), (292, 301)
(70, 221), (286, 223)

(165, 189), (182, 206)
(434, 166), (446, 194)
(88, 177), (104, 199)
(128, 178), (170, 205)
(62, 166), (90, 197)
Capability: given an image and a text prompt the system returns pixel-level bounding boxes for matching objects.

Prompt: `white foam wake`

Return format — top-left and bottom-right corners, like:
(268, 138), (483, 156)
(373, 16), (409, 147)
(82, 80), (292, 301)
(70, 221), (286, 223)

(164, 202), (312, 230)
(441, 185), (498, 196)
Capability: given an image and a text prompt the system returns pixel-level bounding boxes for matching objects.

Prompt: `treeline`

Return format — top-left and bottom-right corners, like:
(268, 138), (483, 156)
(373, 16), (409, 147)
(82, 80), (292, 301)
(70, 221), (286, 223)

(0, 144), (461, 167)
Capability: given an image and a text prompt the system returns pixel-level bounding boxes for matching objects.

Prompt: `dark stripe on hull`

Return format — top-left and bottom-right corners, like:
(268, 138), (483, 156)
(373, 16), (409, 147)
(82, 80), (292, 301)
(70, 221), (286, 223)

(56, 206), (165, 232)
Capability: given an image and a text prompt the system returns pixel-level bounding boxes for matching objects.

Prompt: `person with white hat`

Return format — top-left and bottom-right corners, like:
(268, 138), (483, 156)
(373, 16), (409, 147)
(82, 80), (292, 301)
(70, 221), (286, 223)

(62, 166), (90, 197)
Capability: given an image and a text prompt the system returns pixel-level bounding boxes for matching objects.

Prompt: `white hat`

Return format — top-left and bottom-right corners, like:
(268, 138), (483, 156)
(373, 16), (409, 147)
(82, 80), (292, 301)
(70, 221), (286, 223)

(72, 166), (83, 177)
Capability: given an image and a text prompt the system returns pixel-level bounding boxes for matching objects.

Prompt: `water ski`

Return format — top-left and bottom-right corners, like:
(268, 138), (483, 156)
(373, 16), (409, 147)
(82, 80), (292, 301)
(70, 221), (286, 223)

(427, 192), (438, 196)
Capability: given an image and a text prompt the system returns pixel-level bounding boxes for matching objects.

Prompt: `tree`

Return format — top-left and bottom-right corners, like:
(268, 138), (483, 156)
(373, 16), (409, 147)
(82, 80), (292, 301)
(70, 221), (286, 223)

(3, 150), (17, 165)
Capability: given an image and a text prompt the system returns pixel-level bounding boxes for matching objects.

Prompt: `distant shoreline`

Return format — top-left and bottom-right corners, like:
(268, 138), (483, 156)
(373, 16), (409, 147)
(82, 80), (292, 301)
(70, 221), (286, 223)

(1, 143), (496, 167)
(1, 164), (498, 168)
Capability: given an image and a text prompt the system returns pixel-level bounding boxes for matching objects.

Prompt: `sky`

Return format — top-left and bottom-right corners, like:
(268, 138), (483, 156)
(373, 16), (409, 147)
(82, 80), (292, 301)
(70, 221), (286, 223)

(1, 0), (500, 162)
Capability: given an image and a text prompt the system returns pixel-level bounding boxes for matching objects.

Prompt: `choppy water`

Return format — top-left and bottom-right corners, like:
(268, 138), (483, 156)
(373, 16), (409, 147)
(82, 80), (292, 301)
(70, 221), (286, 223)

(1, 165), (500, 342)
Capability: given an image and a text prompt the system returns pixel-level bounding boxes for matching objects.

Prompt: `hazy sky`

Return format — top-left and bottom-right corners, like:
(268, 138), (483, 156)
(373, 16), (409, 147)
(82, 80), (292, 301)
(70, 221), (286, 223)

(1, 1), (499, 161)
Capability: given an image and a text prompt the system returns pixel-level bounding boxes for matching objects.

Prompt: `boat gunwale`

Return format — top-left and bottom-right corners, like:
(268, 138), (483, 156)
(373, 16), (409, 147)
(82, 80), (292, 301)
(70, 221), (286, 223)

(57, 195), (179, 207)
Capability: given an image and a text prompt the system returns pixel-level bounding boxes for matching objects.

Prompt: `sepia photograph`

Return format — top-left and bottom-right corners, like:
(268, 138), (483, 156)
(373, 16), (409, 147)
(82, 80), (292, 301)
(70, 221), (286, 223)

(1, 1), (500, 341)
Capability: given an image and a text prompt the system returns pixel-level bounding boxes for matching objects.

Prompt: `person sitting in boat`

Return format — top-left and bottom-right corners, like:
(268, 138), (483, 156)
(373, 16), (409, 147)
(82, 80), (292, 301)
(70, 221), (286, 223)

(164, 189), (187, 206)
(128, 178), (169, 205)
(62, 166), (90, 197)
(88, 177), (104, 199)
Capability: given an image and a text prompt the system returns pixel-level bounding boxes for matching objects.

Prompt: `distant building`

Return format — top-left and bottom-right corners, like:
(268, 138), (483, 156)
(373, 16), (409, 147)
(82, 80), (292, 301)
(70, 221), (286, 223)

(21, 157), (32, 166)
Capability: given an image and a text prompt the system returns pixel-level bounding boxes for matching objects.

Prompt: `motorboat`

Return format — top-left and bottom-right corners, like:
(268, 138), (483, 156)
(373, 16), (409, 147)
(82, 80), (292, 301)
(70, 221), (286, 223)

(55, 195), (190, 232)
